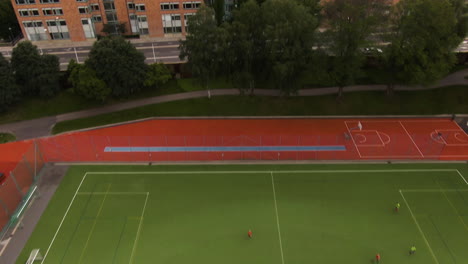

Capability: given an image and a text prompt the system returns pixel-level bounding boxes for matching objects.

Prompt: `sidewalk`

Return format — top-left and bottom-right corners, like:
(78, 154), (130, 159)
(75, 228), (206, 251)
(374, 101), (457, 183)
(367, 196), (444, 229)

(0, 68), (467, 141)
(0, 35), (184, 52)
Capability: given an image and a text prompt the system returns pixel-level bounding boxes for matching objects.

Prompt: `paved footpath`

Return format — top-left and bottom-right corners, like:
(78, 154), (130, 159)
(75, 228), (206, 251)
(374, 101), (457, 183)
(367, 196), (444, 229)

(0, 69), (467, 141)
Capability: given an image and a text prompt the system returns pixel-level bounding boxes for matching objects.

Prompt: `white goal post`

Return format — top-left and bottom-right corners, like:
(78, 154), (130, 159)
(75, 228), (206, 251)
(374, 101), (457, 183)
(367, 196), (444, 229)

(25, 249), (43, 264)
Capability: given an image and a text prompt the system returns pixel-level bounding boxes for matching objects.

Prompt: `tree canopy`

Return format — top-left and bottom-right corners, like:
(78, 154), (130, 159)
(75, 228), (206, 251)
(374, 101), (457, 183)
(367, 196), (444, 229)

(383, 0), (461, 94)
(86, 37), (147, 97)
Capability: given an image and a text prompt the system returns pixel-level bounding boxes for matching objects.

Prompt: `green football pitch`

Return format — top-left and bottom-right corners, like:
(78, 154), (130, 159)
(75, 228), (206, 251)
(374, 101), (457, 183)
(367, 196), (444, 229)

(17, 164), (468, 264)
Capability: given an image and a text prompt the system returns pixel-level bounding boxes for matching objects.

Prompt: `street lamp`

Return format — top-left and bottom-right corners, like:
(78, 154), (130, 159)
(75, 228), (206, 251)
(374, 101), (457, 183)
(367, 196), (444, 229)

(55, 16), (61, 39)
(8, 27), (13, 42)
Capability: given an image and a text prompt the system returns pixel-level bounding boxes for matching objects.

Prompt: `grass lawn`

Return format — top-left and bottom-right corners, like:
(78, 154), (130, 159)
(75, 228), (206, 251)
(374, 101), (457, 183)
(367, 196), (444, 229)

(17, 163), (468, 264)
(0, 133), (16, 143)
(52, 85), (468, 134)
(0, 79), (218, 125)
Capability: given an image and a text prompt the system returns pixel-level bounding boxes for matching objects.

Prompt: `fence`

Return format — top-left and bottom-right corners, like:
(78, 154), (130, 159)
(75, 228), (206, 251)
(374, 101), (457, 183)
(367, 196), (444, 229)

(0, 142), (44, 242)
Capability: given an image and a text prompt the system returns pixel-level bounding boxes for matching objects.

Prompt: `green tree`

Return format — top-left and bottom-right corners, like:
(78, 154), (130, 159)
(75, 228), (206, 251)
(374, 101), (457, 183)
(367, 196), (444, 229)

(0, 54), (19, 111)
(180, 6), (226, 91)
(229, 0), (266, 94)
(36, 54), (61, 98)
(69, 64), (110, 102)
(384, 0), (461, 95)
(448, 0), (468, 40)
(86, 37), (147, 97)
(11, 41), (42, 95)
(213, 0), (225, 25)
(0, 0), (21, 41)
(323, 0), (390, 98)
(262, 0), (319, 95)
(144, 63), (172, 89)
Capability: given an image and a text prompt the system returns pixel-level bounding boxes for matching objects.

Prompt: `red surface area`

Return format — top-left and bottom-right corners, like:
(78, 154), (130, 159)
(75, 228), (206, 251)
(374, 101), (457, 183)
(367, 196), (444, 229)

(36, 118), (468, 162)
(1, 117), (467, 233)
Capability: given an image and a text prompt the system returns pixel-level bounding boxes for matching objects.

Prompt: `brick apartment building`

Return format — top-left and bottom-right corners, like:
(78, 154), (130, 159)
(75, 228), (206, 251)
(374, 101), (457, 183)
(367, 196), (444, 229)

(11, 0), (211, 41)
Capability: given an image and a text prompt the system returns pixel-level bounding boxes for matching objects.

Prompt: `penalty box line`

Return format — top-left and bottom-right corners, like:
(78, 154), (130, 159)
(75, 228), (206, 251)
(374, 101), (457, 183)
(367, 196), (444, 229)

(41, 171), (149, 264)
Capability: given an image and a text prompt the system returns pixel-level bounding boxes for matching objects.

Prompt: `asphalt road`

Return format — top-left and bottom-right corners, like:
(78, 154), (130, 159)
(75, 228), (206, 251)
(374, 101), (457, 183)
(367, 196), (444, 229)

(2, 36), (468, 69)
(0, 40), (183, 69)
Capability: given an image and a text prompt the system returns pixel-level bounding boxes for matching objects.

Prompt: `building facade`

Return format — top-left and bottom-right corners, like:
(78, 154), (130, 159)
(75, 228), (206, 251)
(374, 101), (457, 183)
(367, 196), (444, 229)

(11, 0), (203, 41)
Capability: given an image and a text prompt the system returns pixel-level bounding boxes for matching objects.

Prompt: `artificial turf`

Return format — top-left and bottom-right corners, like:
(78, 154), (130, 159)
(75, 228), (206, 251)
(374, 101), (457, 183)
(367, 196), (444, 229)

(16, 164), (468, 264)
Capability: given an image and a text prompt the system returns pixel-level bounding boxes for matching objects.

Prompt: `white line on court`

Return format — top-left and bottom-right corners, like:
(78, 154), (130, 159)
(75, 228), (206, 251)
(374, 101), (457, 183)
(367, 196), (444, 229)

(78, 184), (112, 264)
(130, 192), (150, 264)
(41, 173), (89, 264)
(455, 170), (468, 185)
(270, 172), (285, 264)
(398, 121), (425, 158)
(399, 190), (439, 264)
(344, 121), (363, 158)
(77, 192), (148, 195)
(401, 189), (468, 192)
(85, 169), (461, 174)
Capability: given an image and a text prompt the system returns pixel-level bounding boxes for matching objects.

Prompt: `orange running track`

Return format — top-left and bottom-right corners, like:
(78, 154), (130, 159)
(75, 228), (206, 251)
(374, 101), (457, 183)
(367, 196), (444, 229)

(34, 118), (468, 162)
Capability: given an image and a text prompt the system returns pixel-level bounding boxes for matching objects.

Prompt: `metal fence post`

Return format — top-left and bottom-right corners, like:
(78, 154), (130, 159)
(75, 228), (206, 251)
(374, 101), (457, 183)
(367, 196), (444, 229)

(9, 172), (24, 196)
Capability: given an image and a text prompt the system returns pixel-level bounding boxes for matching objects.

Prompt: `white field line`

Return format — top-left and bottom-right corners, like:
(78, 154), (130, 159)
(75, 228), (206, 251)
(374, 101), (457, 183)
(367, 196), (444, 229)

(129, 192), (150, 264)
(399, 190), (439, 264)
(85, 169), (460, 174)
(77, 192), (148, 195)
(456, 170), (468, 185)
(436, 182), (468, 232)
(78, 184), (112, 264)
(270, 172), (285, 264)
(41, 172), (89, 264)
(344, 122), (362, 158)
(401, 189), (468, 192)
(399, 121), (424, 158)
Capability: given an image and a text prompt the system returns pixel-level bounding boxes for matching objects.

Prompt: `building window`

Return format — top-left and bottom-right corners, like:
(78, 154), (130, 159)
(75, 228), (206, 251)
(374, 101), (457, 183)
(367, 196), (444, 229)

(160, 3), (179, 10)
(128, 3), (135, 9)
(184, 13), (194, 32)
(106, 12), (118, 23)
(42, 8), (63, 15)
(137, 15), (148, 35)
(103, 2), (115, 10)
(162, 14), (182, 33)
(46, 19), (69, 39)
(135, 4), (145, 11)
(23, 20), (47, 41)
(15, 0), (35, 4)
(40, 0), (60, 3)
(183, 2), (201, 9)
(19, 9), (40, 17)
(76, 0), (88, 2)
(92, 15), (102, 22)
(78, 6), (89, 14)
(90, 4), (100, 11)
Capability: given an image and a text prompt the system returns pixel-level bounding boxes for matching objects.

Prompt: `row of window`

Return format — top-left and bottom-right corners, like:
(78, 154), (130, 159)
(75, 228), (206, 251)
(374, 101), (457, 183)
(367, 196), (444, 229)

(15, 0), (58, 4)
(15, 0), (200, 11)
(19, 8), (63, 16)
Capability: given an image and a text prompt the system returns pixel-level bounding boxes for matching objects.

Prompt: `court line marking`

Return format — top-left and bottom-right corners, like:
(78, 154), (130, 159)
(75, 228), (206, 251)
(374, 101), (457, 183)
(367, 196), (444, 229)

(435, 129), (468, 146)
(399, 121), (424, 157)
(41, 172), (89, 264)
(455, 169), (468, 185)
(344, 122), (362, 158)
(129, 192), (149, 264)
(78, 184), (111, 264)
(401, 189), (468, 192)
(399, 190), (439, 264)
(436, 182), (468, 231)
(77, 192), (148, 195)
(270, 172), (285, 264)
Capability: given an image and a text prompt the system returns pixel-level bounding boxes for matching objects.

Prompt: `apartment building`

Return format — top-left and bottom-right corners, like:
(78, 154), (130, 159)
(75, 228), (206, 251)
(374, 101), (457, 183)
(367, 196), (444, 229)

(11, 0), (204, 41)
